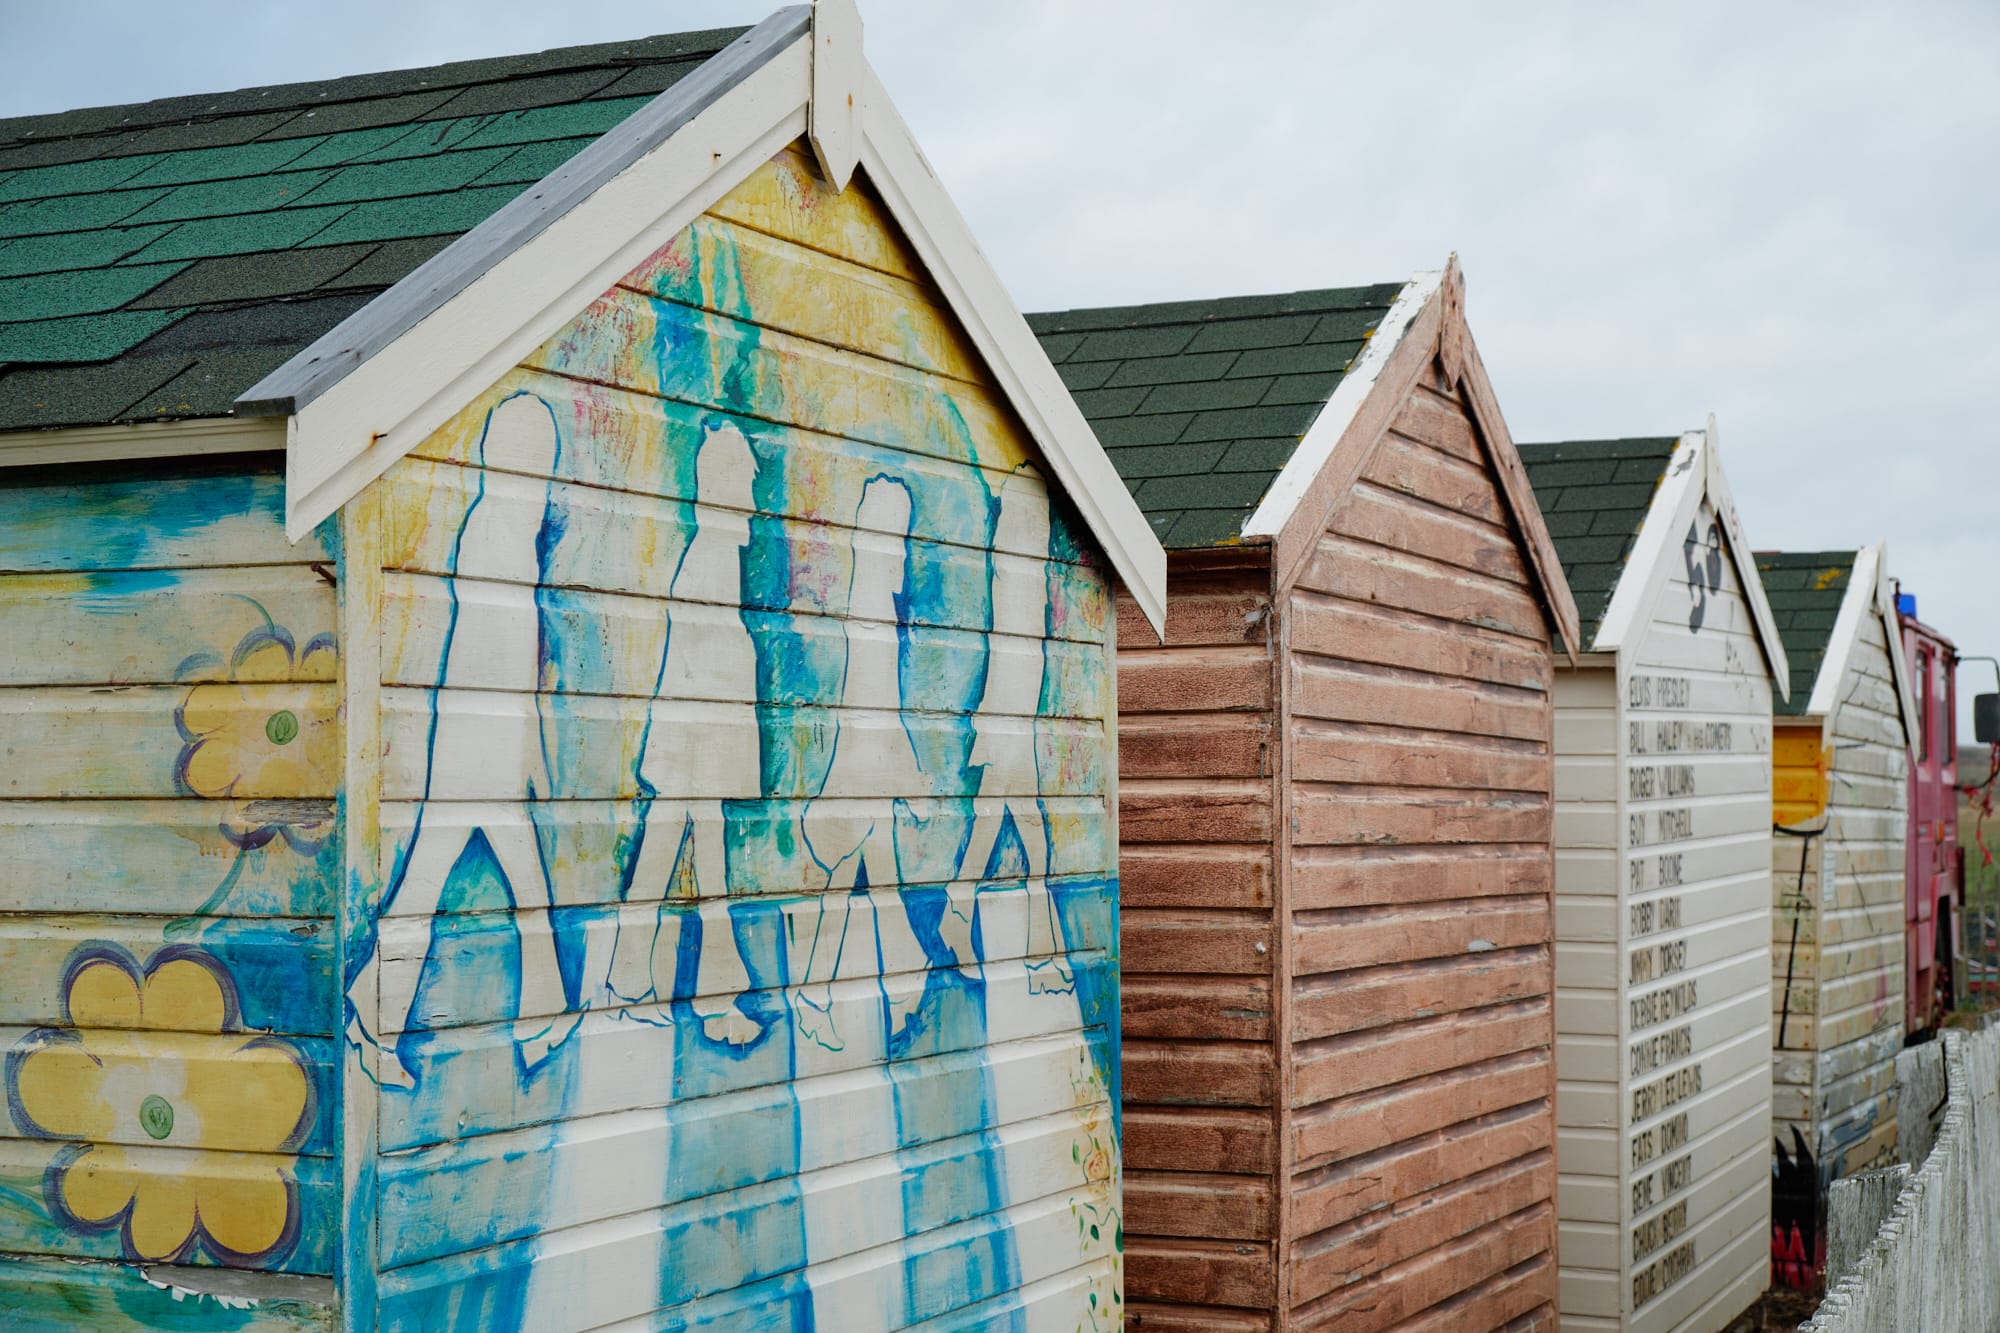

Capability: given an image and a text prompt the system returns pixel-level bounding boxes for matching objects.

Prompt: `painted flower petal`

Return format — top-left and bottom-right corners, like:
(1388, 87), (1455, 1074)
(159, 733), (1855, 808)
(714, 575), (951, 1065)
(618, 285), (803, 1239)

(13, 1037), (113, 1139)
(183, 1038), (310, 1154)
(126, 1173), (199, 1262)
(67, 960), (141, 1029)
(233, 638), (295, 682)
(180, 682), (253, 739)
(182, 736), (243, 800)
(58, 1144), (139, 1226)
(192, 1156), (293, 1260)
(140, 957), (230, 1033)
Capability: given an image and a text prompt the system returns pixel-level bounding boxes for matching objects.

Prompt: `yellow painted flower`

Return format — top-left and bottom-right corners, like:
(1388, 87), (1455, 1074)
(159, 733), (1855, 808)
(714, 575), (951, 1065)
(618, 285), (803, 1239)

(4, 945), (314, 1266)
(175, 619), (337, 851)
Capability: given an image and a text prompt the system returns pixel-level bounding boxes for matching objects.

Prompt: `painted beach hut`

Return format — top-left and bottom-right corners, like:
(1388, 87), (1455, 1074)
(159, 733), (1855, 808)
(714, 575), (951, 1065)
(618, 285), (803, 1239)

(1029, 262), (1582, 1331)
(0, 7), (1165, 1331)
(1895, 598), (1959, 1036)
(1755, 545), (1917, 1284)
(1517, 426), (1788, 1333)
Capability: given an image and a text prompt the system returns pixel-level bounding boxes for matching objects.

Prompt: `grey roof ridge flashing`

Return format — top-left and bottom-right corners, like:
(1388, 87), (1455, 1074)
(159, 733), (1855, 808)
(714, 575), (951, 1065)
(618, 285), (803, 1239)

(234, 5), (811, 419)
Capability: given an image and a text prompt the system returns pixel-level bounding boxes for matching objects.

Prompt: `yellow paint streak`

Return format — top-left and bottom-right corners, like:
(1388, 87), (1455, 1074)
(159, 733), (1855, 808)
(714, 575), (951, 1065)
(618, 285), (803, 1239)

(708, 145), (923, 282)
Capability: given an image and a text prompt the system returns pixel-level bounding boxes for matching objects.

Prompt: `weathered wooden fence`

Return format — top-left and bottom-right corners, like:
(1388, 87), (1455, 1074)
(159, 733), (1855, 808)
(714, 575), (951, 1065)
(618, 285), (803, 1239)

(1803, 1022), (2000, 1332)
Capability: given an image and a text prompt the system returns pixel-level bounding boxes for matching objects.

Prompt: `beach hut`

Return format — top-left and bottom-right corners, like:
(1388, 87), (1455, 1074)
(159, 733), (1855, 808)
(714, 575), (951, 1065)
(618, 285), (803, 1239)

(0, 7), (1164, 1330)
(1029, 262), (1581, 1331)
(1755, 545), (1918, 1285)
(1518, 425), (1789, 1332)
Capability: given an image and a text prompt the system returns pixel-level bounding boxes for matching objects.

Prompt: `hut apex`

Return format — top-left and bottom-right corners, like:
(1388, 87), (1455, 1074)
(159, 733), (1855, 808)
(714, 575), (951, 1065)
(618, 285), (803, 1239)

(1032, 259), (1580, 1329)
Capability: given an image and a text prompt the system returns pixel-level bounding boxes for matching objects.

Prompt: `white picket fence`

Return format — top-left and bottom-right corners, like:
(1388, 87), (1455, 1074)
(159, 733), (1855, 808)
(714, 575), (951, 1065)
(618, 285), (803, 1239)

(1804, 1023), (2000, 1332)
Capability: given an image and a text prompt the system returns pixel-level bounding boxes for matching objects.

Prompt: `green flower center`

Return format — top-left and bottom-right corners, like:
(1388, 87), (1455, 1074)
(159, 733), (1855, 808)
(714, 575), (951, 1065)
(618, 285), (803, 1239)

(139, 1094), (175, 1140)
(265, 710), (299, 746)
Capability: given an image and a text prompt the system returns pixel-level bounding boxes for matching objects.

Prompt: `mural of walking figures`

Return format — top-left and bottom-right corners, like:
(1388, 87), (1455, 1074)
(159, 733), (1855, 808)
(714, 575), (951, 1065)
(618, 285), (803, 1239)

(0, 134), (1126, 1332)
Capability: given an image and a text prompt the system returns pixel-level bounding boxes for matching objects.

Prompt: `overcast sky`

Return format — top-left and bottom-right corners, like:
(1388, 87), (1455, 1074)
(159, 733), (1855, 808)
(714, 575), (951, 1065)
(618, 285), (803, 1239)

(7, 2), (1998, 736)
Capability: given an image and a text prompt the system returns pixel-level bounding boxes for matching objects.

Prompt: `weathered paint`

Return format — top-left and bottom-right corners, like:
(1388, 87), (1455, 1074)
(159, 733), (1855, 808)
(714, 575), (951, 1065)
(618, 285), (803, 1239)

(1113, 354), (1564, 1330)
(348, 143), (1120, 1332)
(1550, 486), (1775, 1332)
(0, 459), (342, 1329)
(1771, 611), (1907, 1286)
(0, 143), (1122, 1331)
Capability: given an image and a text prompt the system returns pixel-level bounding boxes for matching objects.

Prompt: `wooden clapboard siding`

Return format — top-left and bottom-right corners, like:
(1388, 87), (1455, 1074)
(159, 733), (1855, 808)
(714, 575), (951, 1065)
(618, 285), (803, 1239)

(1803, 614), (1905, 1179)
(1115, 555), (1281, 1321)
(1551, 663), (1623, 1323)
(1615, 513), (1774, 1333)
(1282, 367), (1558, 1329)
(363, 144), (1122, 1331)
(0, 459), (342, 1295)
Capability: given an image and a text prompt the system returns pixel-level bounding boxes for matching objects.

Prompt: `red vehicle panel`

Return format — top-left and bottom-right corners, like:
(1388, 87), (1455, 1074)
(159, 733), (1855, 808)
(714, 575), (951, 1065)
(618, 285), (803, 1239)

(1901, 596), (1959, 1033)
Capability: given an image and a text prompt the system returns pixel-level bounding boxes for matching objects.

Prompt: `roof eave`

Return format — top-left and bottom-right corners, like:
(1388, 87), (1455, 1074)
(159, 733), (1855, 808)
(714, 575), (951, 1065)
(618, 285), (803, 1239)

(238, 2), (1167, 630)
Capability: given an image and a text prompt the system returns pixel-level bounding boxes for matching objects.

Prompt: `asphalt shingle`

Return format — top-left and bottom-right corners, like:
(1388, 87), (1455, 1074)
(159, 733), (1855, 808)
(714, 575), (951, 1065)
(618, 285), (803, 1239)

(1517, 437), (1680, 647)
(1754, 550), (1858, 714)
(0, 27), (746, 431)
(1028, 284), (1403, 548)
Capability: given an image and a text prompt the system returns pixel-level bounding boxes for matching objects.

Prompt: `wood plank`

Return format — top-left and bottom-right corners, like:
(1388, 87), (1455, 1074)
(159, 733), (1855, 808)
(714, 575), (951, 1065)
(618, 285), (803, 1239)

(1292, 785), (1549, 847)
(1352, 431), (1510, 532)
(1123, 909), (1273, 976)
(1289, 657), (1549, 742)
(382, 459), (1108, 643)
(1123, 1039), (1275, 1108)
(1123, 973), (1273, 1041)
(1293, 1049), (1553, 1170)
(1293, 897), (1551, 974)
(622, 213), (983, 383)
(0, 683), (337, 799)
(0, 466), (325, 573)
(1293, 725), (1547, 793)
(1289, 1201), (1555, 1331)
(1292, 1100), (1552, 1238)
(1121, 845), (1272, 910)
(1392, 386), (1483, 465)
(1120, 780), (1273, 845)
(1292, 846), (1550, 912)
(1124, 1107), (1276, 1176)
(0, 800), (337, 917)
(1293, 1000), (1551, 1107)
(1126, 1236), (1275, 1311)
(1333, 475), (1523, 586)
(0, 1139), (338, 1277)
(1126, 1172), (1275, 1241)
(377, 687), (1103, 802)
(1118, 645), (1271, 714)
(705, 145), (923, 282)
(1295, 537), (1548, 643)
(1288, 591), (1551, 691)
(1117, 578), (1271, 650)
(0, 1252), (334, 1331)
(0, 567), (336, 689)
(1391, 1252), (1557, 1333)
(1122, 1301), (1273, 1333)
(1118, 714), (1269, 780)
(1291, 1152), (1555, 1304)
(528, 287), (1041, 477)
(1292, 948), (1551, 1042)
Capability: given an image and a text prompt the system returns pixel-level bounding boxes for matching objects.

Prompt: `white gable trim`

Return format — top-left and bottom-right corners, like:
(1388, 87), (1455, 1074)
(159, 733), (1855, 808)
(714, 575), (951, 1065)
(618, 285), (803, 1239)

(238, 5), (1167, 630)
(1806, 542), (1918, 745)
(1238, 269), (1440, 541)
(1702, 416), (1790, 698)
(853, 66), (1164, 631)
(1591, 420), (1789, 695)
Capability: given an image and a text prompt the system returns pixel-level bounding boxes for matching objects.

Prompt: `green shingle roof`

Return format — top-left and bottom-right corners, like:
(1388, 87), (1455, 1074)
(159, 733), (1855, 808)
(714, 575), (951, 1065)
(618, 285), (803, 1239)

(0, 27), (747, 432)
(1754, 550), (1857, 715)
(1027, 285), (1404, 549)
(1516, 437), (1680, 648)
